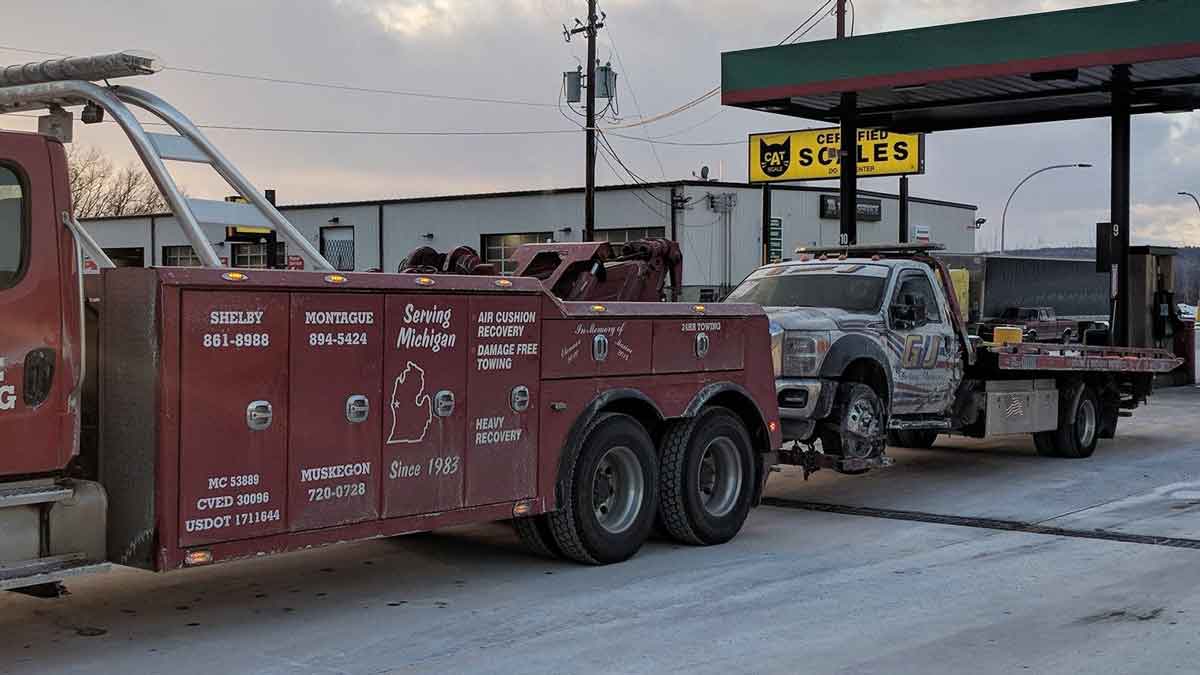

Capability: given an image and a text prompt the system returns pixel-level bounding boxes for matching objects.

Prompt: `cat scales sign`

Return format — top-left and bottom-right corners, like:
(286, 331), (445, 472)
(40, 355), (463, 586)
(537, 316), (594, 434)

(748, 127), (924, 183)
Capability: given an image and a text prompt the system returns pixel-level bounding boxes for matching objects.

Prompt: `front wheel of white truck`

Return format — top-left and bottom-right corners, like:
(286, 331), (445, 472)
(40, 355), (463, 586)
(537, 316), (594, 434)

(820, 383), (887, 474)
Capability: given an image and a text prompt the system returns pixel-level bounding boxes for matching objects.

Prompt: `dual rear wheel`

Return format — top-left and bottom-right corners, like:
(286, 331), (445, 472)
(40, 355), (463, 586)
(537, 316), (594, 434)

(514, 407), (756, 564)
(1033, 384), (1101, 459)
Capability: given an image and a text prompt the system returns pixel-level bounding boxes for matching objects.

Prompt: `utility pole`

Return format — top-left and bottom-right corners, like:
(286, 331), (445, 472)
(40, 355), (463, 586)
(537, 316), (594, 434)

(565, 2), (604, 241)
(585, 0), (598, 242)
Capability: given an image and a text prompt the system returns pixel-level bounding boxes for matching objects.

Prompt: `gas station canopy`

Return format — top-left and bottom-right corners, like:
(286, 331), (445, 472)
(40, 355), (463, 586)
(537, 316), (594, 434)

(721, 0), (1200, 132)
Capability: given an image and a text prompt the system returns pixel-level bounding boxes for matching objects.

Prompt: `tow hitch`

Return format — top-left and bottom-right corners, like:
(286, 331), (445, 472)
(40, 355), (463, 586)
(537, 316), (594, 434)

(778, 442), (893, 480)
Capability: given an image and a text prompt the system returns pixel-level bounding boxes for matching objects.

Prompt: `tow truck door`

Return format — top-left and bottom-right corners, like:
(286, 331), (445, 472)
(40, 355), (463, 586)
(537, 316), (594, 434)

(888, 267), (962, 415)
(0, 134), (72, 475)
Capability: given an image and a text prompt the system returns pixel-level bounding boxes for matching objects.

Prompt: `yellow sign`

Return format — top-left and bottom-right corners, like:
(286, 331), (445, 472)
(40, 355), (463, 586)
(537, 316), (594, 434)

(748, 127), (924, 183)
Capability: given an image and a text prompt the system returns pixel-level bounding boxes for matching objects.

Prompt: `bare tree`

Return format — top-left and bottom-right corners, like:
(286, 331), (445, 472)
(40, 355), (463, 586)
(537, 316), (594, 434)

(66, 145), (170, 218)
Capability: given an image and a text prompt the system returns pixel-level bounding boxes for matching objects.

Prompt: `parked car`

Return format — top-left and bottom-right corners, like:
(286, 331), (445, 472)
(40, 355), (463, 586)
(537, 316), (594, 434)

(977, 306), (1089, 343)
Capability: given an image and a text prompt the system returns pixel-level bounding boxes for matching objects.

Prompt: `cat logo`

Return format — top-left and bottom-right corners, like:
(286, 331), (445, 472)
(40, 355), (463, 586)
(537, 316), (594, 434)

(758, 137), (791, 178)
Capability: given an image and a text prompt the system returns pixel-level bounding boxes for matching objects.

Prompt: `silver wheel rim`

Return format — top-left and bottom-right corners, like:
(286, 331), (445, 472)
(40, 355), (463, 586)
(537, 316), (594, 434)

(847, 397), (880, 438)
(697, 436), (744, 518)
(1076, 397), (1097, 447)
(591, 445), (644, 534)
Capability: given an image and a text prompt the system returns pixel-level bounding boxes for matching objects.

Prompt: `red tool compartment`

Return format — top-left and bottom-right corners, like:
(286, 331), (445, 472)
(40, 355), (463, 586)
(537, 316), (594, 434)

(381, 294), (469, 517)
(540, 318), (653, 379)
(464, 296), (541, 506)
(288, 293), (383, 530)
(96, 268), (778, 571)
(652, 317), (745, 374)
(178, 290), (290, 547)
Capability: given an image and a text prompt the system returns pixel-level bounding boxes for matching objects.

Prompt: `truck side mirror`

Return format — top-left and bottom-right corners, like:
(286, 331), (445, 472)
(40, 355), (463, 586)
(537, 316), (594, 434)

(890, 295), (928, 330)
(890, 303), (915, 330)
(910, 301), (929, 327)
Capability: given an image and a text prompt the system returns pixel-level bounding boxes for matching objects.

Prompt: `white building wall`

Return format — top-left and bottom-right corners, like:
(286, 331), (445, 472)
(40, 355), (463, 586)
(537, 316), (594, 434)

(675, 185), (764, 289)
(79, 183), (975, 289)
(84, 216), (152, 264)
(769, 188), (976, 254)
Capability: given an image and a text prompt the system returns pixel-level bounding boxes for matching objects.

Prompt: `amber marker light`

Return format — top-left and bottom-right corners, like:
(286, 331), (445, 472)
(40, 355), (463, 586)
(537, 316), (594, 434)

(415, 276), (435, 286)
(494, 278), (513, 288)
(768, 420), (779, 433)
(590, 304), (607, 313)
(512, 501), (534, 517)
(324, 274), (348, 284)
(184, 549), (213, 566)
(221, 271), (248, 282)
(693, 304), (707, 313)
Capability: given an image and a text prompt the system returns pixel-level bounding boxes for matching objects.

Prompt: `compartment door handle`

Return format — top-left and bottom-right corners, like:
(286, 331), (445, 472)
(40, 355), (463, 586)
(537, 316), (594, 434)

(246, 400), (274, 431)
(345, 395), (370, 424)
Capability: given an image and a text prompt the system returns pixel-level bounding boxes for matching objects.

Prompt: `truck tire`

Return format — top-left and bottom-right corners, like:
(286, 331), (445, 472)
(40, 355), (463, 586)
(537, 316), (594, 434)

(888, 429), (938, 449)
(657, 407), (755, 546)
(547, 413), (658, 565)
(821, 383), (886, 472)
(1050, 385), (1101, 459)
(512, 515), (562, 559)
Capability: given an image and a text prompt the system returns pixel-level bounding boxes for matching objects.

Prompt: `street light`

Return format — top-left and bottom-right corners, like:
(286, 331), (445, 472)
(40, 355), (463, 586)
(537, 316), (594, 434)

(1178, 191), (1200, 215)
(1000, 163), (1092, 251)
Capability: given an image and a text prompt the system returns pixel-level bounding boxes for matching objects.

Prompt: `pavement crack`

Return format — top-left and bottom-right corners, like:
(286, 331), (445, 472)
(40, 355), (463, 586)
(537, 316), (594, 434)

(762, 498), (1200, 550)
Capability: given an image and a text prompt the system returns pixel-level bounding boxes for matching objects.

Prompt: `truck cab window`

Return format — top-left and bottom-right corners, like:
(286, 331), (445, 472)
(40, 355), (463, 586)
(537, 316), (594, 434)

(0, 165), (24, 289)
(894, 271), (941, 323)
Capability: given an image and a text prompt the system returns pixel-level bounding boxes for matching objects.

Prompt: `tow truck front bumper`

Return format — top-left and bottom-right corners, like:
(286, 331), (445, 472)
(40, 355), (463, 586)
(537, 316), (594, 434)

(775, 378), (837, 441)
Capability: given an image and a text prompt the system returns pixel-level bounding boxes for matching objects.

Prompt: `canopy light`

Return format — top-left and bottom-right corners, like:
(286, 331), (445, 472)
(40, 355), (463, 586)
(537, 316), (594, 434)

(0, 51), (160, 88)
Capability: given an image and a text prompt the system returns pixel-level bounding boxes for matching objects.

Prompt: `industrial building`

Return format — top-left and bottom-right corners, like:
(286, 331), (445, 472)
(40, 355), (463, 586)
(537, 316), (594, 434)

(81, 180), (977, 298)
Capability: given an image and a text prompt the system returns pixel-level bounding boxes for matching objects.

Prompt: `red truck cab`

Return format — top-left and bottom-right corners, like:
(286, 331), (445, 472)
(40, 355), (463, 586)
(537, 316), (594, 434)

(0, 132), (81, 476)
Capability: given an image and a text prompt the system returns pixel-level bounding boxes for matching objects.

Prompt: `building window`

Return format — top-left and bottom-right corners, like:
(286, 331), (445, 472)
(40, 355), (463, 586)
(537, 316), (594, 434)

(594, 226), (666, 245)
(0, 165), (25, 289)
(320, 226), (355, 271)
(102, 247), (145, 268)
(161, 245), (203, 267)
(481, 232), (553, 274)
(232, 242), (287, 269)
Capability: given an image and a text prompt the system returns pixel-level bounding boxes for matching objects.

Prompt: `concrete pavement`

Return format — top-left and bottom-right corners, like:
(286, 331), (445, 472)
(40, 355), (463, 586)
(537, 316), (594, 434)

(2, 387), (1199, 674)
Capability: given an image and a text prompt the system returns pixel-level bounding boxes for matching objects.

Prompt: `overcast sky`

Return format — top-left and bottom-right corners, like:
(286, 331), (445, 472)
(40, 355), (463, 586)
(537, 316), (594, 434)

(2, 0), (1197, 250)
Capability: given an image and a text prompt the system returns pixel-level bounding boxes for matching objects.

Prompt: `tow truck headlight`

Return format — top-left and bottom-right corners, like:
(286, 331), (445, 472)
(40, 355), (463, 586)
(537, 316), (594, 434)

(782, 331), (831, 377)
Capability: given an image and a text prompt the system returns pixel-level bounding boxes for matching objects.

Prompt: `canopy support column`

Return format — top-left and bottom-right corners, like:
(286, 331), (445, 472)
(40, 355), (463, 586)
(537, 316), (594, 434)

(839, 92), (858, 246)
(1111, 64), (1132, 346)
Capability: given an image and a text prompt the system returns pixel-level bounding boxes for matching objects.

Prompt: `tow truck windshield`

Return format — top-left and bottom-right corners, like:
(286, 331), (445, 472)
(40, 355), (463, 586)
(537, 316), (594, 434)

(726, 263), (888, 313)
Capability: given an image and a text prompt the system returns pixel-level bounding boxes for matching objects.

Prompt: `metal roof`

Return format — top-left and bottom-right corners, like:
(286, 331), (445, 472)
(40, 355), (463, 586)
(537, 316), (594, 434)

(78, 180), (977, 222)
(721, 0), (1200, 132)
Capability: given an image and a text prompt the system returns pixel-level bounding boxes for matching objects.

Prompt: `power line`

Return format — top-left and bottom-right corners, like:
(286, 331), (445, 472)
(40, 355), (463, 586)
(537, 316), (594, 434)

(602, 26), (666, 178)
(650, 108), (725, 140)
(5, 107), (745, 145)
(595, 0), (834, 132)
(779, 0), (835, 45)
(5, 111), (577, 138)
(0, 44), (557, 109)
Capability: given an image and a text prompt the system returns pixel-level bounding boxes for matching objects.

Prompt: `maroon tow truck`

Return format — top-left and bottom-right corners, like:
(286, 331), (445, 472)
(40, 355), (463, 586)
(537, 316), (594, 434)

(0, 53), (780, 593)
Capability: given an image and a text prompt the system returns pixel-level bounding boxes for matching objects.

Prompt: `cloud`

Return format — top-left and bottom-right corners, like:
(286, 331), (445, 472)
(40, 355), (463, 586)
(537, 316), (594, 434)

(2, 0), (1195, 251)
